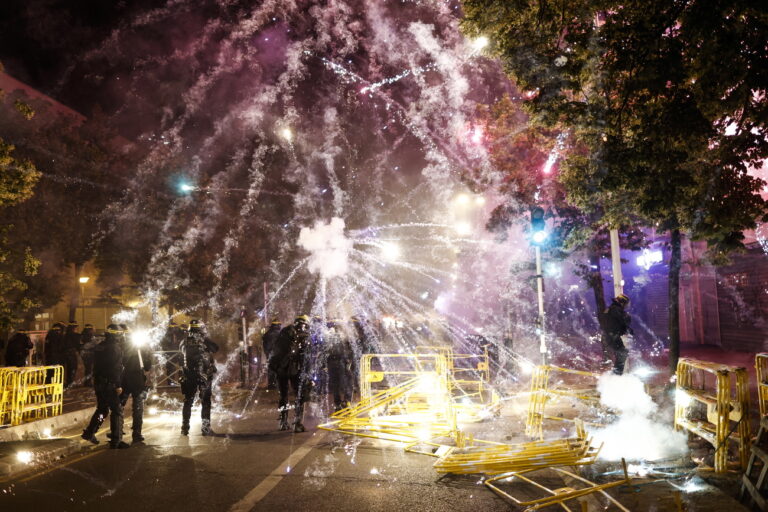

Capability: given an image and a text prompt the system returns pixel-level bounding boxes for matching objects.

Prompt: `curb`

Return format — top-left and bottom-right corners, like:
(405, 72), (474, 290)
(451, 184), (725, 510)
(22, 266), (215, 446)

(0, 438), (82, 477)
(0, 408), (93, 443)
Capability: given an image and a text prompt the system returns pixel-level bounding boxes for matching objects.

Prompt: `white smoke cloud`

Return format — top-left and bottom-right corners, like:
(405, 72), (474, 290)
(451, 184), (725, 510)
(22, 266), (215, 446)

(591, 373), (688, 461)
(298, 217), (353, 279)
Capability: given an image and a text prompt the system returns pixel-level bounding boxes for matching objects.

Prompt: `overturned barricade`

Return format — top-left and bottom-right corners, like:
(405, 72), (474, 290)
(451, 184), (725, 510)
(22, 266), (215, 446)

(320, 353), (461, 453)
(433, 420), (600, 474)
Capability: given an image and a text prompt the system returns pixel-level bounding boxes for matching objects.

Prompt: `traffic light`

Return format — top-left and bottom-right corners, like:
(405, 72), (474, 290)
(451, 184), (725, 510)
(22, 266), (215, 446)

(530, 207), (547, 244)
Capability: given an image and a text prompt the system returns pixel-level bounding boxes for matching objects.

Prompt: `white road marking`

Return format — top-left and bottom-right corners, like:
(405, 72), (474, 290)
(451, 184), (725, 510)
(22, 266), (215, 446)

(229, 431), (326, 512)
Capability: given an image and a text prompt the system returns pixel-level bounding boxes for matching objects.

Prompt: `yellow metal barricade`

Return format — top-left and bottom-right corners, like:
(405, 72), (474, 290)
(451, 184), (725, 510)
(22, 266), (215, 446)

(0, 368), (20, 425)
(675, 358), (751, 473)
(321, 353), (459, 450)
(434, 420), (600, 475)
(525, 365), (606, 439)
(756, 353), (768, 418)
(416, 345), (501, 421)
(484, 460), (631, 512)
(0, 365), (63, 426)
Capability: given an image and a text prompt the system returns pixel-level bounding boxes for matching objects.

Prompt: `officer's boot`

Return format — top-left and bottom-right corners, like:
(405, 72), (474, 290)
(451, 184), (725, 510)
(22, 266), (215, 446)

(201, 419), (216, 436)
(81, 412), (104, 444)
(109, 412), (129, 449)
(293, 401), (306, 433)
(279, 408), (290, 431)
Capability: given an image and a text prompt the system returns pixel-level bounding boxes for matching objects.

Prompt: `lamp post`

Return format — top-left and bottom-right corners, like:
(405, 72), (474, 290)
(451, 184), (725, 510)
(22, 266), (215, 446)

(530, 208), (548, 364)
(78, 276), (90, 326)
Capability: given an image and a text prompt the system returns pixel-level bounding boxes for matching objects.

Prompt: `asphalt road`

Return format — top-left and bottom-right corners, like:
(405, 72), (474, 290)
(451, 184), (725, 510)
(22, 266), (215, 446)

(0, 389), (510, 512)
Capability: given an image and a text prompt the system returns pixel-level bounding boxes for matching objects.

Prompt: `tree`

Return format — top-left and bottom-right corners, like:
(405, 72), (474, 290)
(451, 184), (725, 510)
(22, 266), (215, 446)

(462, 0), (768, 371)
(0, 64), (41, 330)
(0, 86), (134, 325)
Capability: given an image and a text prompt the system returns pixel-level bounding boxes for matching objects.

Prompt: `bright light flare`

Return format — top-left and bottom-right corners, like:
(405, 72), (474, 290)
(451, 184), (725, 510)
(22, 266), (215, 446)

(416, 374), (439, 394)
(179, 182), (196, 193)
(474, 196), (486, 206)
(78, 276), (90, 284)
(543, 152), (557, 174)
(131, 329), (151, 347)
(532, 230), (548, 244)
(471, 36), (489, 51)
(16, 451), (33, 464)
(454, 193), (470, 205)
(42, 428), (52, 438)
(280, 127), (293, 142)
(454, 221), (472, 236)
(520, 360), (535, 375)
(632, 366), (657, 379)
(380, 242), (401, 262)
(417, 428), (433, 442)
(148, 407), (158, 415)
(676, 389), (692, 408)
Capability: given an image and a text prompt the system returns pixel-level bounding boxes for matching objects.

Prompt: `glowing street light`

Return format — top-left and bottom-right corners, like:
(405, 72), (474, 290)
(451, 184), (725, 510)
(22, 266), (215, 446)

(474, 196), (486, 206)
(78, 276), (90, 284)
(532, 230), (548, 244)
(280, 127), (293, 142)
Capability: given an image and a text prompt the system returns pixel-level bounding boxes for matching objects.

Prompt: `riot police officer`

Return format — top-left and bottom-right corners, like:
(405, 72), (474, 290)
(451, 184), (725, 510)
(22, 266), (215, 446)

(5, 330), (33, 367)
(120, 330), (152, 443)
(269, 315), (312, 432)
(325, 320), (353, 412)
(63, 322), (82, 387)
(180, 320), (219, 436)
(81, 324), (128, 449)
(80, 324), (96, 386)
(261, 319), (281, 389)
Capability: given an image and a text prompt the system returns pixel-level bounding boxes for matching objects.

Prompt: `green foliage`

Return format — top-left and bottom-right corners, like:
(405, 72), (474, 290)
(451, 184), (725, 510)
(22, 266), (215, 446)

(463, 0), (768, 252)
(463, 0), (768, 367)
(13, 99), (35, 120)
(0, 138), (40, 207)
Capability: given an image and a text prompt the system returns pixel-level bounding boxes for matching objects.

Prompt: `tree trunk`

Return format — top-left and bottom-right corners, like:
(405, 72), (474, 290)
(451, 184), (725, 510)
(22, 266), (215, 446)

(588, 247), (609, 360)
(668, 229), (682, 373)
(588, 249), (607, 324)
(68, 262), (84, 323)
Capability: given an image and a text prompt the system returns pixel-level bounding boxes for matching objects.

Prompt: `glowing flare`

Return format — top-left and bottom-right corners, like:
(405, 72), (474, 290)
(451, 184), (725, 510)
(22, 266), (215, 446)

(471, 36), (489, 51)
(380, 242), (401, 262)
(131, 330), (151, 347)
(454, 221), (471, 236)
(676, 389), (692, 408)
(17, 451), (33, 464)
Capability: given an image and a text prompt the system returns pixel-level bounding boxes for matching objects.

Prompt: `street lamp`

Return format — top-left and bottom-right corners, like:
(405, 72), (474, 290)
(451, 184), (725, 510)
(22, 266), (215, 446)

(280, 127), (293, 142)
(78, 277), (89, 326)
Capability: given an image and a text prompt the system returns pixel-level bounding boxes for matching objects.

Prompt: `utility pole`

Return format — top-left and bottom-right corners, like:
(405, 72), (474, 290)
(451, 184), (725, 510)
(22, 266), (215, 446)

(530, 207), (548, 364)
(240, 306), (248, 387)
(610, 228), (623, 297)
(535, 245), (547, 364)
